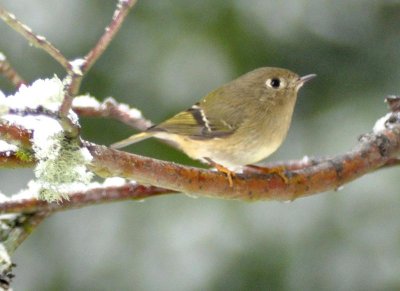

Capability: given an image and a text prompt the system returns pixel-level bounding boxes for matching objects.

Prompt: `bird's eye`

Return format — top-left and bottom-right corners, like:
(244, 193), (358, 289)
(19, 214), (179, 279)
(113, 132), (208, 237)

(266, 78), (282, 89)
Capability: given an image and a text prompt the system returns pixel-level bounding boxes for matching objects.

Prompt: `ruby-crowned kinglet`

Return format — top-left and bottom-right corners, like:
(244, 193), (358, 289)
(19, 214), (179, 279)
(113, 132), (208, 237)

(112, 67), (315, 175)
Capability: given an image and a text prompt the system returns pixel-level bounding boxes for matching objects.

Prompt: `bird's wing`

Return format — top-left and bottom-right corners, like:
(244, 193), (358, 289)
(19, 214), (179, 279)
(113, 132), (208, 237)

(148, 104), (236, 140)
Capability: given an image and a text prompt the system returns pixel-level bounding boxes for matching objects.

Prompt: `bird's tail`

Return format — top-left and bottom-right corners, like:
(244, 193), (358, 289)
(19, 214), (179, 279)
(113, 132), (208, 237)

(110, 132), (155, 149)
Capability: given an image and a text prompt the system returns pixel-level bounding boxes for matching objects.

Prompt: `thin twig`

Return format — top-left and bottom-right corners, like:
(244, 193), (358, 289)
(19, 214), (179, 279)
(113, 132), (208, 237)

(380, 158), (400, 168)
(0, 54), (25, 87)
(0, 184), (173, 214)
(0, 208), (49, 289)
(73, 97), (153, 131)
(3, 211), (50, 254)
(59, 0), (138, 132)
(0, 7), (71, 73)
(66, 0), (139, 98)
(82, 0), (138, 75)
(0, 122), (33, 148)
(59, 75), (80, 122)
(0, 151), (35, 168)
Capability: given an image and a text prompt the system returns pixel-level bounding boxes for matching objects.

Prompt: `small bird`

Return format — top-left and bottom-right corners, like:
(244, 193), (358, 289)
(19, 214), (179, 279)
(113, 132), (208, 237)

(111, 67), (315, 185)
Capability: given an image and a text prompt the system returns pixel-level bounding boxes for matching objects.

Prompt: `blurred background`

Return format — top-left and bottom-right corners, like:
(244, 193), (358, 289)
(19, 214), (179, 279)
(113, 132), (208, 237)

(1, 0), (400, 290)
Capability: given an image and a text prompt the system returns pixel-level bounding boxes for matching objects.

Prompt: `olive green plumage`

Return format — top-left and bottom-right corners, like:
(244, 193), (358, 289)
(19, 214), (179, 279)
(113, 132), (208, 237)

(111, 67), (315, 170)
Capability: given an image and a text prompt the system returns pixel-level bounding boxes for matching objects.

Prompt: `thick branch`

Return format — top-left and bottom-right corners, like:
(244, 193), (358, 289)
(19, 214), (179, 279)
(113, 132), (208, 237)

(87, 126), (400, 201)
(1, 105), (399, 204)
(0, 123), (398, 211)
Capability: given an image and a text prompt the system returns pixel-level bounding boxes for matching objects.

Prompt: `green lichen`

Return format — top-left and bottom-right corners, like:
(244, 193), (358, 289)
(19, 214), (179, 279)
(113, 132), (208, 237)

(34, 133), (93, 202)
(15, 149), (34, 163)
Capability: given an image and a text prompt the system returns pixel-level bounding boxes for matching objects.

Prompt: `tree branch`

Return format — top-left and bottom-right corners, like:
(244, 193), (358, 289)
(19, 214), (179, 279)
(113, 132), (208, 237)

(0, 122), (33, 149)
(2, 211), (49, 254)
(0, 7), (71, 72)
(65, 0), (139, 101)
(82, 0), (139, 76)
(0, 151), (35, 168)
(0, 183), (173, 214)
(59, 0), (139, 133)
(0, 210), (49, 288)
(87, 122), (400, 202)
(0, 3), (139, 136)
(1, 95), (399, 207)
(73, 97), (153, 131)
(0, 54), (25, 88)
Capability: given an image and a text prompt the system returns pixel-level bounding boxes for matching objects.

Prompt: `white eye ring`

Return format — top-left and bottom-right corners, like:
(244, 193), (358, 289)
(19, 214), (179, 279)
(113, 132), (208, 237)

(265, 78), (285, 89)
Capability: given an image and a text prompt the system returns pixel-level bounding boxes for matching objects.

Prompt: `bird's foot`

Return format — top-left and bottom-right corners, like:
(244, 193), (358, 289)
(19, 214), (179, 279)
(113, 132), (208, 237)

(204, 158), (235, 187)
(245, 164), (289, 183)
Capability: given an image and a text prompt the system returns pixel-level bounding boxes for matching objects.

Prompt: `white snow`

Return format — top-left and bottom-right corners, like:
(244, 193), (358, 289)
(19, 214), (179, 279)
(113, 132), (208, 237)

(73, 95), (101, 108)
(373, 113), (391, 133)
(0, 140), (18, 152)
(1, 77), (64, 111)
(0, 76), (94, 202)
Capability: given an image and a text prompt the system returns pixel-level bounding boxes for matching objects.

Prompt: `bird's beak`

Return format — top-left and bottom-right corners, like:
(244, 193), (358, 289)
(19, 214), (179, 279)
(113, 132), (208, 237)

(296, 74), (316, 89)
(299, 74), (317, 84)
